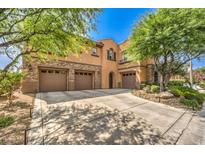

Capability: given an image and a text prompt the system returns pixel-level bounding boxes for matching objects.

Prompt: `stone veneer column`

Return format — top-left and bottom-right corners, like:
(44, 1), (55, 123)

(68, 68), (75, 90)
(94, 70), (101, 89)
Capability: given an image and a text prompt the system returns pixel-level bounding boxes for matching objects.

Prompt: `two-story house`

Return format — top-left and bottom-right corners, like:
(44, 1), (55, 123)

(21, 38), (157, 93)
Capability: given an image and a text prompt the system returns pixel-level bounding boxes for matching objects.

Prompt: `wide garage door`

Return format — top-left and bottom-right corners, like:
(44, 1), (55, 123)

(39, 68), (67, 92)
(75, 71), (93, 90)
(122, 72), (136, 89)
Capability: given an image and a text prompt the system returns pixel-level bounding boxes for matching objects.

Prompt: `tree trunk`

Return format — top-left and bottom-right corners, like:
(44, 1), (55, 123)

(159, 73), (170, 92)
(189, 59), (193, 88)
(159, 74), (166, 92)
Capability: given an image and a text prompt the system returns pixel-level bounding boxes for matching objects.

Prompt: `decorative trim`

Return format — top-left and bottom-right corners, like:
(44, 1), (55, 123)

(118, 65), (147, 70)
(91, 53), (100, 57)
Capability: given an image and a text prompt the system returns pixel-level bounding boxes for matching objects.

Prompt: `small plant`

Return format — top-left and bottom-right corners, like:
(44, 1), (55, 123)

(150, 85), (160, 93)
(0, 71), (24, 105)
(169, 85), (205, 109)
(140, 83), (146, 90)
(143, 85), (151, 93)
(0, 139), (5, 145)
(180, 98), (200, 110)
(0, 116), (15, 128)
(168, 80), (185, 87)
(199, 81), (205, 89)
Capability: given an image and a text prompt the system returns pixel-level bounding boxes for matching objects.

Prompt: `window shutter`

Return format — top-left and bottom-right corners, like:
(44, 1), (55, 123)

(107, 50), (109, 59)
(114, 52), (116, 60)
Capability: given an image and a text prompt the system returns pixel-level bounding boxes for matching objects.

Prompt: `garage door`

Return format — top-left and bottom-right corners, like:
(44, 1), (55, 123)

(75, 71), (93, 90)
(122, 72), (136, 89)
(39, 68), (67, 92)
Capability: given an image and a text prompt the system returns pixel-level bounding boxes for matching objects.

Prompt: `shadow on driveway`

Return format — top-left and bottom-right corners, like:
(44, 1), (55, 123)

(38, 89), (131, 104)
(40, 104), (173, 144)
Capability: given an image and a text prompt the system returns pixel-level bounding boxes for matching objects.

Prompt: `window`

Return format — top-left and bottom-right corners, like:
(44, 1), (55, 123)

(91, 48), (97, 55)
(107, 48), (116, 61)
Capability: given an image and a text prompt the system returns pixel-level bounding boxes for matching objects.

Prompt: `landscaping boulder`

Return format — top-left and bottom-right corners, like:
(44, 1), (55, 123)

(159, 91), (174, 99)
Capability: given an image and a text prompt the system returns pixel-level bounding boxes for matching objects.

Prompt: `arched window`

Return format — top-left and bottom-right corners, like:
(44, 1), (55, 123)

(107, 48), (116, 61)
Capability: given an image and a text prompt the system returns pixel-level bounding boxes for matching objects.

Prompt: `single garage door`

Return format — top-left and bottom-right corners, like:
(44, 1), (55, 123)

(75, 71), (93, 90)
(39, 68), (67, 92)
(122, 72), (136, 89)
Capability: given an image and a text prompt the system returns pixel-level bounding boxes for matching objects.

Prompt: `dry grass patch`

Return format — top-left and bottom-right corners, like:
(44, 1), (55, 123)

(0, 92), (35, 144)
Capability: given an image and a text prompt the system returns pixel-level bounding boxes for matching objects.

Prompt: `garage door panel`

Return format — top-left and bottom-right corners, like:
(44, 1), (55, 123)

(122, 72), (136, 89)
(75, 71), (92, 90)
(39, 69), (67, 92)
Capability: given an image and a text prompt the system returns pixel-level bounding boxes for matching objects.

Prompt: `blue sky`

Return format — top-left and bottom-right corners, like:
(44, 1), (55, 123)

(0, 8), (204, 69)
(90, 8), (154, 43)
(90, 8), (204, 69)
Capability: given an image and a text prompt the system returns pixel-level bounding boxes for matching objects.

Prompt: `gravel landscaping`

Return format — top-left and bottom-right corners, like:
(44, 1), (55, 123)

(0, 92), (35, 144)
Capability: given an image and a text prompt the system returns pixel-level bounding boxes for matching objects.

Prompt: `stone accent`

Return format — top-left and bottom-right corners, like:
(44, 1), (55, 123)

(22, 58), (102, 93)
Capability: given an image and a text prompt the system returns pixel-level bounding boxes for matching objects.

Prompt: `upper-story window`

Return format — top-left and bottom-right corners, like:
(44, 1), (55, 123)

(92, 48), (97, 55)
(91, 48), (99, 57)
(107, 48), (116, 61)
(119, 51), (132, 64)
(122, 52), (129, 61)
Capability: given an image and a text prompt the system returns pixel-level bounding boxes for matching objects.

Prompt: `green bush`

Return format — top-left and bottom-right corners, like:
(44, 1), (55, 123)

(168, 80), (185, 87)
(150, 85), (160, 93)
(143, 85), (151, 93)
(169, 85), (205, 108)
(180, 99), (200, 110)
(140, 83), (146, 90)
(199, 82), (205, 89)
(0, 116), (15, 128)
(0, 71), (24, 104)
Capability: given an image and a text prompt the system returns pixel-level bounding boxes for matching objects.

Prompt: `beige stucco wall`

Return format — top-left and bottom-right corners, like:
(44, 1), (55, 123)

(99, 39), (120, 88)
(22, 39), (156, 93)
(63, 47), (102, 66)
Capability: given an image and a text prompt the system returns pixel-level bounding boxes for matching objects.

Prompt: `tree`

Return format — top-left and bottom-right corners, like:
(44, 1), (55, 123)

(127, 9), (205, 92)
(0, 8), (101, 73)
(0, 71), (24, 105)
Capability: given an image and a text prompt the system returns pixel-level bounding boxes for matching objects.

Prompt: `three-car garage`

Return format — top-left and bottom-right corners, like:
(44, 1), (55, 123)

(38, 68), (137, 92)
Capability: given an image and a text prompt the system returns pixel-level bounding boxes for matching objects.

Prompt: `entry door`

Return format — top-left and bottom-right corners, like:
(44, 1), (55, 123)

(39, 68), (67, 92)
(122, 72), (136, 89)
(75, 71), (93, 90)
(109, 72), (113, 89)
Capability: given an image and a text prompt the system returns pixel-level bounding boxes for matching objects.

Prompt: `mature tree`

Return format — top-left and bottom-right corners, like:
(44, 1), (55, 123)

(127, 9), (205, 91)
(0, 8), (100, 73)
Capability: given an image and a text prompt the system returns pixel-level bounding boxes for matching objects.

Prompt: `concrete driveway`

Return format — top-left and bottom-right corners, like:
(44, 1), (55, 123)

(28, 89), (205, 145)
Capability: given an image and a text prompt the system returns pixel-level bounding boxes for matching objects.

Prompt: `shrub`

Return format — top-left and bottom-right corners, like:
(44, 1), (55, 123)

(180, 98), (200, 110)
(143, 85), (151, 93)
(169, 85), (205, 107)
(140, 83), (146, 90)
(0, 72), (24, 104)
(168, 80), (185, 87)
(150, 85), (160, 93)
(0, 116), (15, 128)
(199, 81), (205, 89)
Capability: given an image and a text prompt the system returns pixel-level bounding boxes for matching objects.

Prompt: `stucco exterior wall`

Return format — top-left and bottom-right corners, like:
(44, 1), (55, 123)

(99, 39), (120, 88)
(63, 47), (102, 66)
(22, 58), (101, 93)
(22, 39), (155, 93)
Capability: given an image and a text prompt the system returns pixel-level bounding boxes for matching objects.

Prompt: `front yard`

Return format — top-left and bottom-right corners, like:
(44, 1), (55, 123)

(0, 92), (35, 144)
(133, 81), (205, 111)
